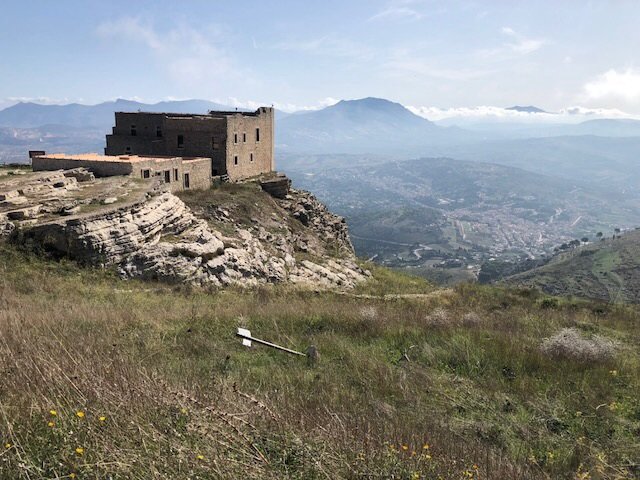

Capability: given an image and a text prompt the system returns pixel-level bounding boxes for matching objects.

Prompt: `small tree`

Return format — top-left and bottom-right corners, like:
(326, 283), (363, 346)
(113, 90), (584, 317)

(596, 232), (603, 238)
(581, 237), (589, 243)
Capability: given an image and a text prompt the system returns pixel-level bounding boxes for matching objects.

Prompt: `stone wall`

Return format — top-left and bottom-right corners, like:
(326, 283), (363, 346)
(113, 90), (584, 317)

(32, 155), (211, 192)
(225, 108), (275, 181)
(105, 108), (275, 181)
(32, 157), (133, 177)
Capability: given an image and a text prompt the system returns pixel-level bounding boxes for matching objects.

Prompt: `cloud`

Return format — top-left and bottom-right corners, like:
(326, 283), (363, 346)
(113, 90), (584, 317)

(224, 97), (339, 113)
(478, 27), (546, 59)
(407, 105), (638, 122)
(583, 68), (640, 102)
(272, 35), (372, 59)
(95, 17), (240, 88)
(368, 0), (426, 22)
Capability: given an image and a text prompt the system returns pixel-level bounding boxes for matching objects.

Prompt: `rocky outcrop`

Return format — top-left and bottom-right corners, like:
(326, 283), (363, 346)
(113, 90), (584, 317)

(3, 170), (369, 289)
(23, 192), (194, 264)
(280, 188), (355, 255)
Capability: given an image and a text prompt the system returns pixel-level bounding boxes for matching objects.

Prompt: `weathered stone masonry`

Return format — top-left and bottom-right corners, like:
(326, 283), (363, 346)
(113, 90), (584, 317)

(32, 154), (212, 192)
(105, 107), (275, 181)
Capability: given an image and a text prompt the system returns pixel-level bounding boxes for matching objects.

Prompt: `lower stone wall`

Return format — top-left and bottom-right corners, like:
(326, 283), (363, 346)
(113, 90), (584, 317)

(32, 157), (133, 177)
(32, 156), (212, 192)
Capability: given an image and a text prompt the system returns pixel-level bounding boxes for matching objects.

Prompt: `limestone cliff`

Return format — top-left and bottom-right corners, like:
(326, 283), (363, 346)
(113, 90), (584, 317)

(1, 169), (368, 289)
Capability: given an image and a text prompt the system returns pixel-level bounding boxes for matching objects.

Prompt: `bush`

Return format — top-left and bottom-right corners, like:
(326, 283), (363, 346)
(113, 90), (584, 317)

(540, 328), (617, 362)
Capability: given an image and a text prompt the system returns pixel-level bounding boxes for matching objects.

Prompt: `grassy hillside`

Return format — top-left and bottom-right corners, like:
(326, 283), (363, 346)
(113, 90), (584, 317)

(506, 230), (640, 304)
(1, 246), (639, 479)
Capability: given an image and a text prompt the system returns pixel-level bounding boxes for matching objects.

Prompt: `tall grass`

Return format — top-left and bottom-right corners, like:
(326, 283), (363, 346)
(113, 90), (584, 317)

(0, 245), (639, 478)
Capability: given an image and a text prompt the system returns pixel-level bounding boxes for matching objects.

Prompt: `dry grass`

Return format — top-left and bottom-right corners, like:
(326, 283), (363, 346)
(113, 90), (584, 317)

(540, 327), (618, 362)
(1, 246), (639, 479)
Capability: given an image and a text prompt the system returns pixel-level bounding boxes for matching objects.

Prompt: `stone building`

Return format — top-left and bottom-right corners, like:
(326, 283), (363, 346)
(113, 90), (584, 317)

(32, 153), (212, 192)
(105, 107), (275, 181)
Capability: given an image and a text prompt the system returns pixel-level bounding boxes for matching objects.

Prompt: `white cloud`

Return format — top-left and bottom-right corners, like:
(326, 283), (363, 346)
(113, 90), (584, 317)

(368, 0), (425, 22)
(407, 105), (638, 122)
(478, 27), (546, 59)
(6, 96), (75, 105)
(96, 17), (239, 89)
(273, 36), (372, 59)
(224, 97), (339, 113)
(583, 68), (640, 102)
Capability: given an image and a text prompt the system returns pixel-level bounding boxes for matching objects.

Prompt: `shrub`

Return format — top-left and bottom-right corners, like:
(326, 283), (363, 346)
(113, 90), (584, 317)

(424, 308), (452, 327)
(540, 328), (617, 362)
(461, 312), (482, 327)
(360, 305), (378, 321)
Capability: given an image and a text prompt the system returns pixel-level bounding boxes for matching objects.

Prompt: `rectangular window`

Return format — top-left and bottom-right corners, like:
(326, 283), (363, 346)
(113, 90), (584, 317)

(142, 169), (150, 179)
(131, 125), (137, 136)
(156, 126), (163, 138)
(234, 155), (238, 165)
(125, 146), (132, 154)
(212, 136), (219, 150)
(164, 170), (171, 183)
(174, 168), (178, 181)
(177, 134), (184, 148)
(256, 128), (260, 142)
(184, 173), (190, 189)
(250, 153), (254, 162)
(234, 133), (238, 144)
(243, 132), (247, 143)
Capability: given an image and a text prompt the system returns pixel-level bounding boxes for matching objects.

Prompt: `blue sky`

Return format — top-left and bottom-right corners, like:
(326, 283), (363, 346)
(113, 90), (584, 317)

(2, 0), (640, 116)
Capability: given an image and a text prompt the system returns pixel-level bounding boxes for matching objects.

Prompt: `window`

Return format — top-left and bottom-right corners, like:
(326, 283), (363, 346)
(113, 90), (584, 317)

(234, 155), (238, 165)
(255, 127), (260, 142)
(156, 126), (163, 138)
(250, 153), (254, 162)
(177, 134), (184, 148)
(142, 169), (151, 179)
(234, 133), (238, 144)
(243, 132), (247, 143)
(164, 170), (171, 183)
(125, 146), (132, 154)
(183, 173), (190, 189)
(130, 125), (137, 136)
(212, 136), (219, 150)
(174, 168), (178, 181)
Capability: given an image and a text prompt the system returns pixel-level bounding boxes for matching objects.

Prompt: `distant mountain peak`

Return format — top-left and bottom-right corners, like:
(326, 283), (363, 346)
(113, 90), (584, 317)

(506, 105), (549, 114)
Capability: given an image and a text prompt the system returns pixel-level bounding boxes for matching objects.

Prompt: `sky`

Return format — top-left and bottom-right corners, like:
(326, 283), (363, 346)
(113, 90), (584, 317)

(2, 0), (640, 118)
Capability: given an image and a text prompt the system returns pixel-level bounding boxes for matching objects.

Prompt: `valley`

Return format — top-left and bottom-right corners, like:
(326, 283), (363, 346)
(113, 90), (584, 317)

(283, 156), (640, 284)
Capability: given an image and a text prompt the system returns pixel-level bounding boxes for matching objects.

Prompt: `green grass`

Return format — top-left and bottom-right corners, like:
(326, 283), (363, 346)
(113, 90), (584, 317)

(0, 244), (639, 479)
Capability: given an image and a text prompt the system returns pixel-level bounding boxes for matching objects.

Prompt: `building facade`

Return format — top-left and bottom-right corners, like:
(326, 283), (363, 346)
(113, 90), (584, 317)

(32, 153), (212, 192)
(105, 107), (275, 181)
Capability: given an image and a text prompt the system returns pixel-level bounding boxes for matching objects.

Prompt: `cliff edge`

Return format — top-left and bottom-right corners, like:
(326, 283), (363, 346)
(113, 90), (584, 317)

(0, 168), (369, 288)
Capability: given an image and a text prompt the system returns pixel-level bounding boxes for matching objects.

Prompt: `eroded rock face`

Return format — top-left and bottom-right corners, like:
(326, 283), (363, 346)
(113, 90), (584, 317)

(23, 192), (195, 264)
(10, 173), (369, 289)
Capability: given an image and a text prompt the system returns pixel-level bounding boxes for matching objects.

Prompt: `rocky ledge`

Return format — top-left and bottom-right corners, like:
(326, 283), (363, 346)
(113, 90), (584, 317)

(1, 170), (369, 289)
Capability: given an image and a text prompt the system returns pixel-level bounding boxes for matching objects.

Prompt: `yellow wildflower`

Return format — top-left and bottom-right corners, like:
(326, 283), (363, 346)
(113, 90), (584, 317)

(76, 411), (85, 419)
(49, 410), (57, 416)
(99, 416), (106, 422)
(575, 411), (583, 417)
(609, 370), (618, 376)
(411, 473), (420, 480)
(69, 474), (76, 479)
(75, 447), (84, 456)
(48, 421), (55, 428)
(401, 444), (409, 451)
(196, 454), (204, 460)
(4, 442), (11, 449)
(422, 443), (430, 450)
(424, 454), (432, 460)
